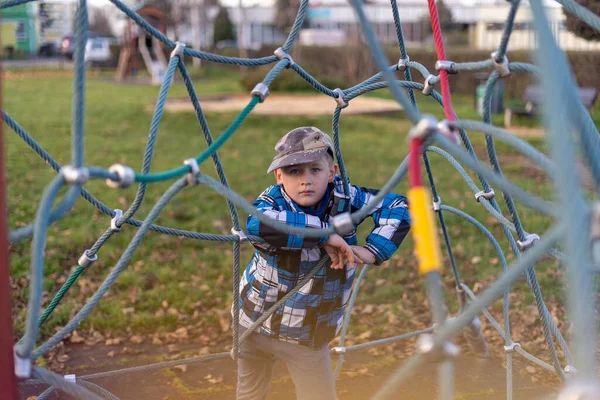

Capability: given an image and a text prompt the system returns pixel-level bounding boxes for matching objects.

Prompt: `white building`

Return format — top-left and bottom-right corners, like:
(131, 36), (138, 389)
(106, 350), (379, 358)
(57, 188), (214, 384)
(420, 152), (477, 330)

(223, 0), (600, 52)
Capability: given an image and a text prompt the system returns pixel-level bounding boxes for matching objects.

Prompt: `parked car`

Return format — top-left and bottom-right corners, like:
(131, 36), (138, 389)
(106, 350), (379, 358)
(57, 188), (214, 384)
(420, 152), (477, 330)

(60, 34), (75, 59)
(84, 37), (116, 66)
(60, 32), (102, 60)
(38, 40), (59, 57)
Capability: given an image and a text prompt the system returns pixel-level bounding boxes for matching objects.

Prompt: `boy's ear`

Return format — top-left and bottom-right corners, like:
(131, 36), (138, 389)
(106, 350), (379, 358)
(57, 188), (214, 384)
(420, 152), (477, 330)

(329, 164), (338, 183)
(274, 169), (283, 185)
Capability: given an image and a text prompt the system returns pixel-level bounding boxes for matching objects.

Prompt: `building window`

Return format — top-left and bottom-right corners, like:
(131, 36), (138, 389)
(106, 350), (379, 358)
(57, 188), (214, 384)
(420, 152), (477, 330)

(16, 21), (26, 41)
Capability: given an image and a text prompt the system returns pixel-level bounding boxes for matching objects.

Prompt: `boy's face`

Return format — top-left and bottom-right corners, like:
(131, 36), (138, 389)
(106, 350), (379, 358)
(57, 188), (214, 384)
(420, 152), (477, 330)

(274, 157), (337, 208)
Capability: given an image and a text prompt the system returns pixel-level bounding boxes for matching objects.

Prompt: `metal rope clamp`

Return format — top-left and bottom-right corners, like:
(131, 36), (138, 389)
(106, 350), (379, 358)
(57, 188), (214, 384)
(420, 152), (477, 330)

(564, 365), (578, 376)
(437, 120), (460, 144)
(78, 249), (98, 269)
(331, 346), (346, 354)
(475, 188), (495, 202)
(61, 165), (89, 185)
(435, 60), (457, 75)
(416, 334), (459, 360)
(433, 196), (442, 212)
(422, 74), (437, 96)
(111, 209), (124, 232)
(251, 82), (270, 103)
(274, 47), (294, 69)
(106, 164), (135, 189)
(503, 341), (520, 353)
(409, 115), (438, 141)
(517, 233), (540, 251)
(183, 158), (200, 186)
(333, 212), (354, 236)
(491, 51), (511, 77)
(170, 41), (186, 60)
(14, 349), (31, 379)
(231, 228), (248, 243)
(333, 88), (348, 109)
(64, 374), (77, 383)
(397, 56), (410, 72)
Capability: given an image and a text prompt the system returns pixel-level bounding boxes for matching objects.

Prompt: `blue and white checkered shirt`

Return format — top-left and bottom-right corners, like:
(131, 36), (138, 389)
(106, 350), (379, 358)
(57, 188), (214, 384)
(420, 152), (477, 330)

(236, 175), (411, 348)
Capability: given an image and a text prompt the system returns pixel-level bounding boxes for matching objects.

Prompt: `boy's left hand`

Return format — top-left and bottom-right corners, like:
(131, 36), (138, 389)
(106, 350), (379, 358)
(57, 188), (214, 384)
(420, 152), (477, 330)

(351, 246), (376, 265)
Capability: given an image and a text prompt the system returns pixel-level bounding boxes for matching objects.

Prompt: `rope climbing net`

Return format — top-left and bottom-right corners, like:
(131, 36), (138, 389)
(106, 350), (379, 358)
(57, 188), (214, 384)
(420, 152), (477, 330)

(2, 0), (600, 399)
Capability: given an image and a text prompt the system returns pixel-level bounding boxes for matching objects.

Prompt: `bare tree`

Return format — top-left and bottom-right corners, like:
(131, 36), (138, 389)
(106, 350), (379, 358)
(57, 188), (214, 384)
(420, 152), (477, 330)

(274, 0), (301, 34)
(563, 0), (600, 42)
(89, 7), (115, 37)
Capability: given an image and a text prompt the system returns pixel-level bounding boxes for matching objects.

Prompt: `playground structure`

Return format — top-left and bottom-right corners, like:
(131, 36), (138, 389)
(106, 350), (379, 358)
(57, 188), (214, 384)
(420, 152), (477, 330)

(1, 0), (600, 399)
(115, 5), (168, 85)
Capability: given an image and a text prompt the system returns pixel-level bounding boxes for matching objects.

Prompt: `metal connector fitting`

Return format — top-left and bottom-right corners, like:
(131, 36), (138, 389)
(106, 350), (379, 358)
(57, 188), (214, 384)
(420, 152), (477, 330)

(517, 233), (540, 251)
(274, 47), (294, 68)
(491, 51), (511, 77)
(170, 41), (186, 59)
(106, 164), (135, 189)
(64, 374), (77, 383)
(14, 349), (31, 379)
(111, 209), (124, 232)
(331, 346), (346, 354)
(78, 250), (98, 269)
(409, 115), (438, 141)
(332, 212), (354, 235)
(61, 165), (89, 185)
(183, 158), (200, 186)
(251, 83), (269, 103)
(564, 365), (578, 375)
(475, 189), (495, 202)
(231, 228), (248, 243)
(397, 56), (410, 71)
(416, 334), (459, 359)
(433, 196), (442, 212)
(437, 120), (459, 143)
(422, 74), (436, 96)
(503, 342), (520, 353)
(333, 88), (348, 109)
(435, 60), (457, 74)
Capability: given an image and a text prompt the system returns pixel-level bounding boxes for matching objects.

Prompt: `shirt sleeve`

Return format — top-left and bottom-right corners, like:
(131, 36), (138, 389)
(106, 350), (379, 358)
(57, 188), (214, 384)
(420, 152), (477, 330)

(246, 187), (330, 252)
(351, 185), (411, 265)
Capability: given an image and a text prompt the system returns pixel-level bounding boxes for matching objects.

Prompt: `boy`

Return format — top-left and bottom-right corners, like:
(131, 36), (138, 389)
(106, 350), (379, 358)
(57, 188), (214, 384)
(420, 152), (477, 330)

(236, 127), (411, 400)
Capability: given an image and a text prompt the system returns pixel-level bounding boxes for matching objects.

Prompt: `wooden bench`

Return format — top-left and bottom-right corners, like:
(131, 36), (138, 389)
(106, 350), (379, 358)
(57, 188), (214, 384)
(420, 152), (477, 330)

(504, 85), (597, 128)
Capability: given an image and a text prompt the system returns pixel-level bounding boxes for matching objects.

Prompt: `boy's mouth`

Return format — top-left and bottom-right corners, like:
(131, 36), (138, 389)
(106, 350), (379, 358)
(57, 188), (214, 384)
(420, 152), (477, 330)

(299, 191), (314, 195)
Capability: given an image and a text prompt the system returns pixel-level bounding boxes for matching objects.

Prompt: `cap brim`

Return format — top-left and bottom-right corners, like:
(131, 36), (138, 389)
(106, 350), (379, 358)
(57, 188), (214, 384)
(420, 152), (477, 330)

(267, 148), (330, 173)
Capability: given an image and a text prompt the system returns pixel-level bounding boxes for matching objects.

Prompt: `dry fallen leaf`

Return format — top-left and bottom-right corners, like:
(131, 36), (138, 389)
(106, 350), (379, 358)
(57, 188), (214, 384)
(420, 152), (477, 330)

(174, 365), (188, 373)
(57, 354), (69, 363)
(129, 335), (144, 344)
(152, 337), (163, 345)
(107, 351), (115, 358)
(69, 331), (85, 344)
(207, 375), (224, 384)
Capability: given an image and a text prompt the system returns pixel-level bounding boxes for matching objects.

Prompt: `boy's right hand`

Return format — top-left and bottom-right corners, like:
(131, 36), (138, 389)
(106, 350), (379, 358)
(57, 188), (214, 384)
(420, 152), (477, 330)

(323, 234), (355, 270)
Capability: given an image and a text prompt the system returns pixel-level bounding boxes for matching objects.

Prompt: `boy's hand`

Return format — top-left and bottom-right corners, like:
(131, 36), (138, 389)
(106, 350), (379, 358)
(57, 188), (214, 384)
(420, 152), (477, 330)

(324, 234), (354, 270)
(351, 246), (376, 265)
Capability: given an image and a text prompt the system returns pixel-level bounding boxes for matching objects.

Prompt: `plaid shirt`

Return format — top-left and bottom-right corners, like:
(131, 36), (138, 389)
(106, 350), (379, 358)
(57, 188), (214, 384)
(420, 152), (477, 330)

(236, 175), (410, 348)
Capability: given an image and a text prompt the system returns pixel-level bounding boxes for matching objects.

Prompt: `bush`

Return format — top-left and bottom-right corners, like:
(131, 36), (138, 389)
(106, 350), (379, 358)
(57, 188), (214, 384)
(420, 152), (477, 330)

(240, 64), (346, 93)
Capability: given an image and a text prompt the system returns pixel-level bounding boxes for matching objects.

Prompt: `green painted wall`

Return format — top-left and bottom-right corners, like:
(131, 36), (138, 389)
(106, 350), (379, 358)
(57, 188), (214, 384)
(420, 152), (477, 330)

(1, 3), (38, 54)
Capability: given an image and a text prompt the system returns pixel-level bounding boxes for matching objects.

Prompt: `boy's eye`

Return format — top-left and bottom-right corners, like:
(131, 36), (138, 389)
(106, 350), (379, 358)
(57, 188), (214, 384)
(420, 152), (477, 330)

(289, 168), (300, 174)
(311, 168), (321, 173)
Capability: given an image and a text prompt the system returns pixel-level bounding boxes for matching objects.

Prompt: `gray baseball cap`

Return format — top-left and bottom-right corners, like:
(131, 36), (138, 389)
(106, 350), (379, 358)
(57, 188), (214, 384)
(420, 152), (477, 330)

(267, 127), (335, 173)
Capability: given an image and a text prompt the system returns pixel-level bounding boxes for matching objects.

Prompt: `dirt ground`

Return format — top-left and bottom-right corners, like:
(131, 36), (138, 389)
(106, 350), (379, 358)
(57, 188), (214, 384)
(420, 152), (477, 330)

(19, 338), (560, 400)
(161, 94), (403, 116)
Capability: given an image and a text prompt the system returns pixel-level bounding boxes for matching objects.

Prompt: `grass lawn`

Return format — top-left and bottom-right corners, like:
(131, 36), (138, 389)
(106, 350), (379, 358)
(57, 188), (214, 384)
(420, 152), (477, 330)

(4, 65), (592, 352)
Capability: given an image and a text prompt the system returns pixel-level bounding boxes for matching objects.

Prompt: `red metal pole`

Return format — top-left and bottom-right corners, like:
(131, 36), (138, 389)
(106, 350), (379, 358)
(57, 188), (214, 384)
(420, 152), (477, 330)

(0, 12), (19, 399)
